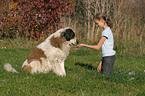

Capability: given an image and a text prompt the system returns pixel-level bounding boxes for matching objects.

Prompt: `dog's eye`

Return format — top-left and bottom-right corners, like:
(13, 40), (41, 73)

(61, 32), (66, 37)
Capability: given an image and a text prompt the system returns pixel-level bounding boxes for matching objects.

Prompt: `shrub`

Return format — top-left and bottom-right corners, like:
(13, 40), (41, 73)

(0, 0), (75, 40)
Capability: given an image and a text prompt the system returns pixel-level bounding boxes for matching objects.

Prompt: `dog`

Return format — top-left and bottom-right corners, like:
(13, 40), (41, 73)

(4, 27), (78, 76)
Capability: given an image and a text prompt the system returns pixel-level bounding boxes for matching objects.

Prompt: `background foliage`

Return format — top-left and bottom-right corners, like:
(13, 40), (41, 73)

(0, 0), (145, 55)
(61, 0), (145, 55)
(0, 0), (74, 39)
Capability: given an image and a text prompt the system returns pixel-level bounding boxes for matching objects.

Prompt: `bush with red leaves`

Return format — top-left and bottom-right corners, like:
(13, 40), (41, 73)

(0, 0), (74, 39)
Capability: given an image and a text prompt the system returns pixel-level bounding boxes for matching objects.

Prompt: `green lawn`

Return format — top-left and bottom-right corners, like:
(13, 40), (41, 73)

(0, 47), (145, 96)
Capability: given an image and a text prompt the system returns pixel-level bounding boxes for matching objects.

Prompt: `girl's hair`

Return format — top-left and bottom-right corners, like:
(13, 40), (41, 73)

(93, 13), (113, 28)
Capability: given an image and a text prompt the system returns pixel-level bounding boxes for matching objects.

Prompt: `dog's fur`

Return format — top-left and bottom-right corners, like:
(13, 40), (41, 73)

(4, 27), (78, 76)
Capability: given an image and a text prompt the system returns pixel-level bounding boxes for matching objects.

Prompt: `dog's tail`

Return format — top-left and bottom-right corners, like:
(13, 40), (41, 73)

(4, 63), (19, 73)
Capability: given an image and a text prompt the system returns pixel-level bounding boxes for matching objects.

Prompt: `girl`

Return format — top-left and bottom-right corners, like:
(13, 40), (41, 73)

(76, 13), (116, 75)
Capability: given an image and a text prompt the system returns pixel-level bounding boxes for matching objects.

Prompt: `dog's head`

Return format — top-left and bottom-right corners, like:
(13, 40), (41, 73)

(50, 27), (78, 49)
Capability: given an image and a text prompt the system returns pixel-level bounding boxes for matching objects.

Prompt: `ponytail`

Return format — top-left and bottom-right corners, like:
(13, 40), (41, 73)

(105, 18), (113, 28)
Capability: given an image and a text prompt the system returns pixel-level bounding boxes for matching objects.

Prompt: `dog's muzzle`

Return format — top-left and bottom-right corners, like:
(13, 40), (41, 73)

(69, 40), (79, 46)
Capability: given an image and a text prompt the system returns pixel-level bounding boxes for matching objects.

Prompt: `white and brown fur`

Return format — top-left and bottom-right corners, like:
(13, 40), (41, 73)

(4, 27), (78, 76)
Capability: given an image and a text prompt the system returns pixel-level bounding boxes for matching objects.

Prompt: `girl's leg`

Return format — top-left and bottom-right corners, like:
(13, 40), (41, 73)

(102, 55), (115, 75)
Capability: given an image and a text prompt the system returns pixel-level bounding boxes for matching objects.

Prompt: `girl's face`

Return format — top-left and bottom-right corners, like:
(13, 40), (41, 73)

(94, 19), (105, 28)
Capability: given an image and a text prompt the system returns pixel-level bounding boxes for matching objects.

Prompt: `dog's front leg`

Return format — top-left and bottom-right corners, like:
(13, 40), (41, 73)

(54, 62), (66, 76)
(53, 61), (66, 76)
(59, 62), (66, 76)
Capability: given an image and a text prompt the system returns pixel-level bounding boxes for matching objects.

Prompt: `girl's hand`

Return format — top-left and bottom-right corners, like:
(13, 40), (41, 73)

(75, 44), (86, 48)
(97, 61), (102, 72)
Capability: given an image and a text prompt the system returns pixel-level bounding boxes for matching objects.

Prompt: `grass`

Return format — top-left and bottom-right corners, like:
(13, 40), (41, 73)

(0, 44), (145, 96)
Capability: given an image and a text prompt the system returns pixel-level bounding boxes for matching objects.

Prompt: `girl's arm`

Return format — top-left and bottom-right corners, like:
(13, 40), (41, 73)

(76, 37), (106, 50)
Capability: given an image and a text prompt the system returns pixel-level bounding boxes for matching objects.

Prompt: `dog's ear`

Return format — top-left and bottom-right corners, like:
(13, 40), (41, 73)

(64, 29), (75, 41)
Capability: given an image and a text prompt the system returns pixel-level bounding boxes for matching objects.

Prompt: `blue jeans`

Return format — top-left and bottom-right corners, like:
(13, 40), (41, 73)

(101, 55), (116, 75)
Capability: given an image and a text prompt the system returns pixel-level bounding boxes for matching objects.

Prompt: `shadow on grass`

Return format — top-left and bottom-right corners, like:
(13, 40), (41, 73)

(75, 62), (96, 71)
(75, 62), (136, 77)
(74, 62), (145, 84)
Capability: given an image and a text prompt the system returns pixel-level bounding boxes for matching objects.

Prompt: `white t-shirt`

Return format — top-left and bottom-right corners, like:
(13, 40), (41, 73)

(101, 27), (116, 57)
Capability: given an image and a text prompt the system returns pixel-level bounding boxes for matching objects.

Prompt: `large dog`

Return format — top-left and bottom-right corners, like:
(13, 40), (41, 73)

(4, 27), (78, 76)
